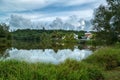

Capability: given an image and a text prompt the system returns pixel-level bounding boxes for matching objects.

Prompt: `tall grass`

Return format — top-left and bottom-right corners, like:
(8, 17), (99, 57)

(83, 47), (120, 70)
(0, 60), (104, 80)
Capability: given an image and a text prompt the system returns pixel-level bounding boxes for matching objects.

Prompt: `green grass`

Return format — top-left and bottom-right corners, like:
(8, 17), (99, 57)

(83, 47), (120, 70)
(104, 67), (120, 80)
(0, 60), (104, 80)
(83, 46), (120, 80)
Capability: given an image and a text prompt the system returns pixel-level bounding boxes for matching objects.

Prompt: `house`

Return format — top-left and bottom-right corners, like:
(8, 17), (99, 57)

(85, 32), (92, 40)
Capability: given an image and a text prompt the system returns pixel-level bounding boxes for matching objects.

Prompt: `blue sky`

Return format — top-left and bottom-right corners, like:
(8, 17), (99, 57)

(0, 0), (106, 23)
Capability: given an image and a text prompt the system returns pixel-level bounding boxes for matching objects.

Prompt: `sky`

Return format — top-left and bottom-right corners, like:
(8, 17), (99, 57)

(0, 0), (106, 23)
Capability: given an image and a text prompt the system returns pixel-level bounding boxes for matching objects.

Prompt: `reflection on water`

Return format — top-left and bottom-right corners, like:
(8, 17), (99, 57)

(0, 40), (93, 64)
(1, 48), (92, 64)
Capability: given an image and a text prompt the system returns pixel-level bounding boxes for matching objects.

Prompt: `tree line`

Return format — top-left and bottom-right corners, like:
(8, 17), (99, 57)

(11, 29), (85, 43)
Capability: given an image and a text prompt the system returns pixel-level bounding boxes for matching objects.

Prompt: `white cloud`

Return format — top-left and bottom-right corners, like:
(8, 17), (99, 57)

(0, 9), (94, 23)
(33, 16), (69, 22)
(0, 0), (106, 23)
(12, 13), (44, 20)
(13, 9), (93, 22)
(53, 9), (94, 20)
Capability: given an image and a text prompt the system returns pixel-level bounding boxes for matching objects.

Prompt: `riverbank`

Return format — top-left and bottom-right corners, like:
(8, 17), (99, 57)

(0, 46), (120, 80)
(83, 46), (120, 80)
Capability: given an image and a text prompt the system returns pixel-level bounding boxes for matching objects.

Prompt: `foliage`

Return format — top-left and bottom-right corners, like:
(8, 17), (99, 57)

(0, 23), (11, 48)
(92, 0), (120, 45)
(0, 23), (10, 39)
(11, 29), (84, 43)
(106, 0), (120, 31)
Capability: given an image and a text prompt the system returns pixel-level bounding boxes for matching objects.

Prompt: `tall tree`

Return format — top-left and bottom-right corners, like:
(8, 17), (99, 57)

(107, 0), (120, 32)
(92, 0), (120, 45)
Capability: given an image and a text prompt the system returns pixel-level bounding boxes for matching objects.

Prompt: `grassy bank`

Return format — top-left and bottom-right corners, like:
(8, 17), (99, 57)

(0, 60), (104, 80)
(83, 46), (120, 80)
(0, 46), (120, 80)
(83, 47), (120, 70)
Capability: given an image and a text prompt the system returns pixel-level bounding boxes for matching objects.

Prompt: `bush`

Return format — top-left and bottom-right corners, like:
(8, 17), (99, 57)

(83, 47), (120, 70)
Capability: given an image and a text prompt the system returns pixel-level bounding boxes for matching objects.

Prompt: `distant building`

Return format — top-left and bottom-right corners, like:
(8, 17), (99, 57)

(85, 32), (92, 40)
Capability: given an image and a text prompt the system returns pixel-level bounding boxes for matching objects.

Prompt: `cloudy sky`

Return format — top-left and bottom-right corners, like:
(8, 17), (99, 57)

(0, 0), (106, 23)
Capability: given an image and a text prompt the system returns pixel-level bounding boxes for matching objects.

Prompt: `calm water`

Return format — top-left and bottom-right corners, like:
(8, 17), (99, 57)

(0, 41), (93, 64)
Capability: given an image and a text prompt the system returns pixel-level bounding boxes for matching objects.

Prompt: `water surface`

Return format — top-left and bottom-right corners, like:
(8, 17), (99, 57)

(0, 41), (93, 64)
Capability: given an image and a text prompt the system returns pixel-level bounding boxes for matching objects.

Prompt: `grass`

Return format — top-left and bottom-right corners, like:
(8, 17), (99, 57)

(0, 60), (104, 80)
(83, 46), (120, 80)
(104, 67), (120, 80)
(83, 47), (120, 70)
(0, 46), (120, 80)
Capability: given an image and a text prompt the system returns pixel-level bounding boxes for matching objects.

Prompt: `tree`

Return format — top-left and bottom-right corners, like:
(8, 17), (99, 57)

(0, 23), (10, 38)
(92, 0), (120, 45)
(0, 23), (11, 47)
(107, 0), (120, 32)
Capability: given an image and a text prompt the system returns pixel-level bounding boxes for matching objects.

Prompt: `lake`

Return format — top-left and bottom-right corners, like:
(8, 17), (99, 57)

(0, 41), (93, 64)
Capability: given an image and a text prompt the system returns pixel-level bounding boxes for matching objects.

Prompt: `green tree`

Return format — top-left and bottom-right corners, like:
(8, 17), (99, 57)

(0, 23), (11, 47)
(92, 0), (120, 45)
(0, 23), (11, 39)
(107, 0), (120, 32)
